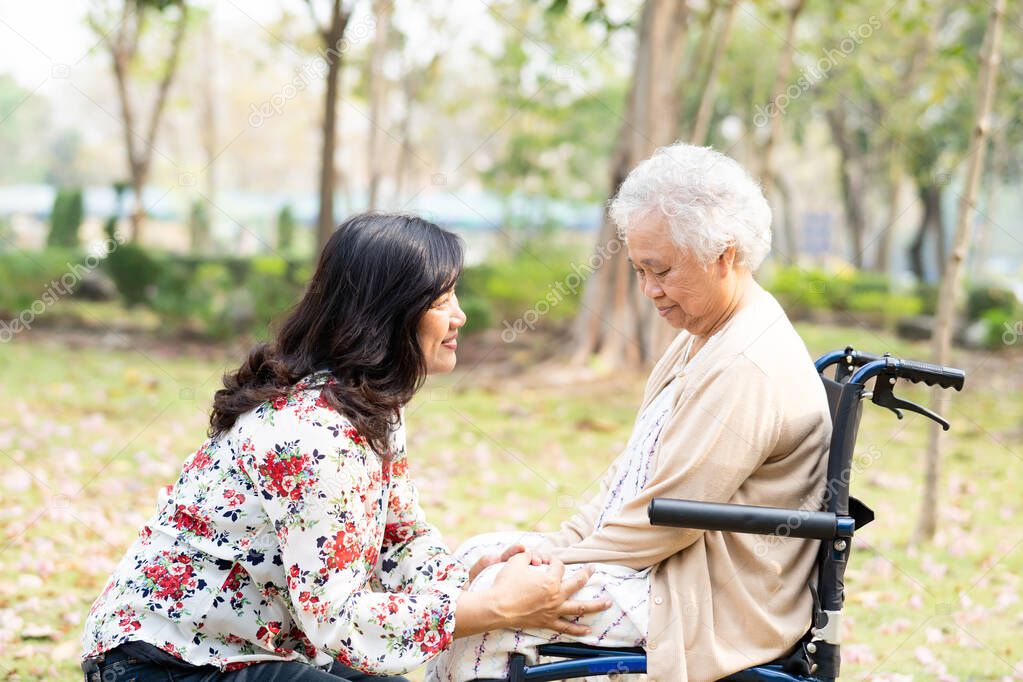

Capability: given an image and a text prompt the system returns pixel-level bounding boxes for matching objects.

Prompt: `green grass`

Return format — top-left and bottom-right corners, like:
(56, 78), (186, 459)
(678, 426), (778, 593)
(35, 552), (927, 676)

(0, 324), (1020, 680)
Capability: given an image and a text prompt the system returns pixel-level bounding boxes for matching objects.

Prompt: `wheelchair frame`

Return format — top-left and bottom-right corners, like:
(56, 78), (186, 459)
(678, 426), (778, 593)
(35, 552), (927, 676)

(483, 347), (965, 682)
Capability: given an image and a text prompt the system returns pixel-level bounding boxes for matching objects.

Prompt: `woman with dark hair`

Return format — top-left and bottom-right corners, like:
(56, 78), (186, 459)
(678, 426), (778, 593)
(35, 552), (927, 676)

(81, 213), (608, 682)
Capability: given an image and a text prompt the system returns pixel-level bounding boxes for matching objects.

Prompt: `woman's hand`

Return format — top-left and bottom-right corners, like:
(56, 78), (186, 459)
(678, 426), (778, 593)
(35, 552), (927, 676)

(486, 553), (611, 635)
(467, 544), (550, 583)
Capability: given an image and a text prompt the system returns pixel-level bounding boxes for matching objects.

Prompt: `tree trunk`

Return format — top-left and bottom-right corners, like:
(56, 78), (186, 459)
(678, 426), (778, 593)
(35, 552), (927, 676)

(759, 0), (804, 265)
(100, 0), (188, 244)
(197, 12), (217, 253)
(826, 107), (870, 268)
(907, 183), (942, 282)
(393, 56), (440, 201)
(689, 0), (739, 145)
(572, 0), (690, 369)
(676, 1), (718, 119)
(315, 0), (350, 251)
(366, 0), (393, 211)
(971, 122), (1007, 279)
(914, 0), (1005, 544)
(874, 154), (901, 273)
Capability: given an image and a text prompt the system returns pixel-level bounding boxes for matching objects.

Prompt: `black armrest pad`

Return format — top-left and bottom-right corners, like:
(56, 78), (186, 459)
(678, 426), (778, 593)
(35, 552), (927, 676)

(648, 498), (839, 540)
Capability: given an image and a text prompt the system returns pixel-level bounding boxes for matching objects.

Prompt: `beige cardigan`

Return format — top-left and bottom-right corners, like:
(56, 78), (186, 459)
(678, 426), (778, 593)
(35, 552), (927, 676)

(545, 284), (831, 682)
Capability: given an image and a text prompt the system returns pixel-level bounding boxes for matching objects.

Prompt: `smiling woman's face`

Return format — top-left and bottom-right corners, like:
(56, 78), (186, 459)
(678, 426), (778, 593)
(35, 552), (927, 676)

(417, 288), (466, 375)
(625, 214), (737, 335)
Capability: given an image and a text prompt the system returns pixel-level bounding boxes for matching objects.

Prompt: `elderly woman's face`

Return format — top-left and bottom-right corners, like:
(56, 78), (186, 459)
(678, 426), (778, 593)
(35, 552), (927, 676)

(626, 216), (736, 335)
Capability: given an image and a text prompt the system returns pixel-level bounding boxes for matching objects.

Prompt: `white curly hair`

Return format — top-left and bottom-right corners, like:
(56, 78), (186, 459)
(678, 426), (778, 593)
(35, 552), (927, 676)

(609, 143), (772, 271)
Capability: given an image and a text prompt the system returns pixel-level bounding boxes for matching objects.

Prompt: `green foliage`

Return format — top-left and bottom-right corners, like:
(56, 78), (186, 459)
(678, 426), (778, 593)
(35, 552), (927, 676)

(101, 248), (309, 339)
(767, 269), (1023, 336)
(764, 267), (830, 316)
(766, 266), (922, 324)
(103, 242), (161, 306)
(966, 284), (1023, 350)
(0, 215), (11, 249)
(276, 205), (297, 253)
(980, 308), (1023, 350)
(965, 283), (1022, 322)
(47, 187), (84, 248)
(914, 282), (939, 316)
(458, 241), (585, 335)
(478, 2), (623, 203)
(188, 199), (210, 253)
(0, 249), (79, 316)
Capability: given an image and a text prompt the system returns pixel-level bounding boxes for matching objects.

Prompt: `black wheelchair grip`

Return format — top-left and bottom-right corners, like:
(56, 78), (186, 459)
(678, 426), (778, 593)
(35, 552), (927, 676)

(894, 359), (965, 390)
(648, 499), (839, 540)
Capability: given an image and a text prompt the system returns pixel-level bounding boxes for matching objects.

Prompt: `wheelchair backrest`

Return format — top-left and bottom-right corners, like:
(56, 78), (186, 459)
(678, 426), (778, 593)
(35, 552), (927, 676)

(819, 373), (865, 517)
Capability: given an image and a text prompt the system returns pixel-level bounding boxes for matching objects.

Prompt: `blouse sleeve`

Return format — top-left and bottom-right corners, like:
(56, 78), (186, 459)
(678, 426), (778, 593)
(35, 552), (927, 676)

(375, 453), (468, 595)
(243, 402), (463, 675)
(549, 354), (784, 569)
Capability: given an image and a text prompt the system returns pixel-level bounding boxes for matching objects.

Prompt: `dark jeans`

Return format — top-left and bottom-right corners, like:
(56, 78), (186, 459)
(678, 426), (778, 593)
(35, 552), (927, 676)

(82, 641), (410, 682)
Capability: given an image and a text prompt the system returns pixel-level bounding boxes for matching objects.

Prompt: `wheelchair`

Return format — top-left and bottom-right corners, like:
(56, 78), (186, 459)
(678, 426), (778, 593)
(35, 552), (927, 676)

(488, 347), (966, 682)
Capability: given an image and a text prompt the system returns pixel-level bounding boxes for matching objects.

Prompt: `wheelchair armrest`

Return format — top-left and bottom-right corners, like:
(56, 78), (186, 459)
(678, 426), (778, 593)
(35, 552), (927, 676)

(648, 498), (854, 540)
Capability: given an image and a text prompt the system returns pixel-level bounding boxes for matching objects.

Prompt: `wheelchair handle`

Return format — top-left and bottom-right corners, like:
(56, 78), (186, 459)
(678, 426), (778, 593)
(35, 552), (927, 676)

(648, 498), (852, 540)
(893, 358), (965, 391)
(817, 347), (965, 392)
(851, 356), (965, 391)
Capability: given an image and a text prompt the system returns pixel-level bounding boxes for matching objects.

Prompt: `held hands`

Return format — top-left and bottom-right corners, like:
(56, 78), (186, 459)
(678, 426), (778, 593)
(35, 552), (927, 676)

(467, 543), (549, 583)
(485, 552), (611, 636)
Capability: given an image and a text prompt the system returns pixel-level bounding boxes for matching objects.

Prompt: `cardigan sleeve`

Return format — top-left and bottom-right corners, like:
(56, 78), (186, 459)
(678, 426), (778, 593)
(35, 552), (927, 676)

(244, 405), (462, 675)
(549, 353), (783, 569)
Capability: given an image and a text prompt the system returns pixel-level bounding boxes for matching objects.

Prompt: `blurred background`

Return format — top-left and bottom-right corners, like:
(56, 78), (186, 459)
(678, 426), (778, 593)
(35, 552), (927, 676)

(1, 0), (1021, 679)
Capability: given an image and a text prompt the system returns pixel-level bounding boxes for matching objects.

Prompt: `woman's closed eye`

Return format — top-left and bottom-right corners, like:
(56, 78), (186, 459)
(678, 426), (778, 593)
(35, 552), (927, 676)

(432, 291), (453, 308)
(633, 266), (670, 280)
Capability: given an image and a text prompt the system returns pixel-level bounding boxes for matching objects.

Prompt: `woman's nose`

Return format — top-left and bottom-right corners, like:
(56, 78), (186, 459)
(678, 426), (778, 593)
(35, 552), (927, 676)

(641, 277), (663, 300)
(452, 304), (467, 328)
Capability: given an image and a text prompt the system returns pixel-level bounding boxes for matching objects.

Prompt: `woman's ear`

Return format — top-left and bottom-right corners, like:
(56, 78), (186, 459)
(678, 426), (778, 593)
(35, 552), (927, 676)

(717, 245), (737, 276)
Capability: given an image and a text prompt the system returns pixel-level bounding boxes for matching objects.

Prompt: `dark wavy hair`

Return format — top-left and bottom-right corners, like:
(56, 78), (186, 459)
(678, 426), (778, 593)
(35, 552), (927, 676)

(209, 212), (463, 455)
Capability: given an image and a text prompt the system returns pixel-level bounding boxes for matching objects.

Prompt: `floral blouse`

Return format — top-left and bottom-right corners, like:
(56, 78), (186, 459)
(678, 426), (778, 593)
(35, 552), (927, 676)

(81, 371), (468, 675)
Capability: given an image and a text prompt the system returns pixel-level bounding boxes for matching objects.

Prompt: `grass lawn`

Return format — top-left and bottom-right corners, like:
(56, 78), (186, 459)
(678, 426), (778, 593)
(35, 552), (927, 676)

(0, 321), (1020, 680)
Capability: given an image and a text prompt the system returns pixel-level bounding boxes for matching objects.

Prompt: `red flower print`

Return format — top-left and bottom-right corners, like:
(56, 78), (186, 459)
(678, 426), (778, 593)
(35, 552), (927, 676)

(384, 523), (414, 546)
(183, 447), (212, 472)
(116, 608), (141, 632)
(141, 552), (198, 602)
(170, 504), (212, 538)
(389, 458), (408, 478)
(222, 563), (246, 592)
(223, 489), (246, 506)
(421, 628), (445, 654)
(322, 530), (360, 571)
(343, 426), (366, 446)
(257, 444), (317, 502)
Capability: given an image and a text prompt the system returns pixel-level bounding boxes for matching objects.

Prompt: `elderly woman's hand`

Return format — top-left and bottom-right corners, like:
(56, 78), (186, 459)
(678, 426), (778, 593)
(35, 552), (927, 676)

(467, 543), (550, 583)
(486, 553), (610, 635)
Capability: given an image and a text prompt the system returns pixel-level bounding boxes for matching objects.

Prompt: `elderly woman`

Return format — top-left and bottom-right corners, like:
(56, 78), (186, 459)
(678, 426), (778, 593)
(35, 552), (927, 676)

(428, 143), (831, 682)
